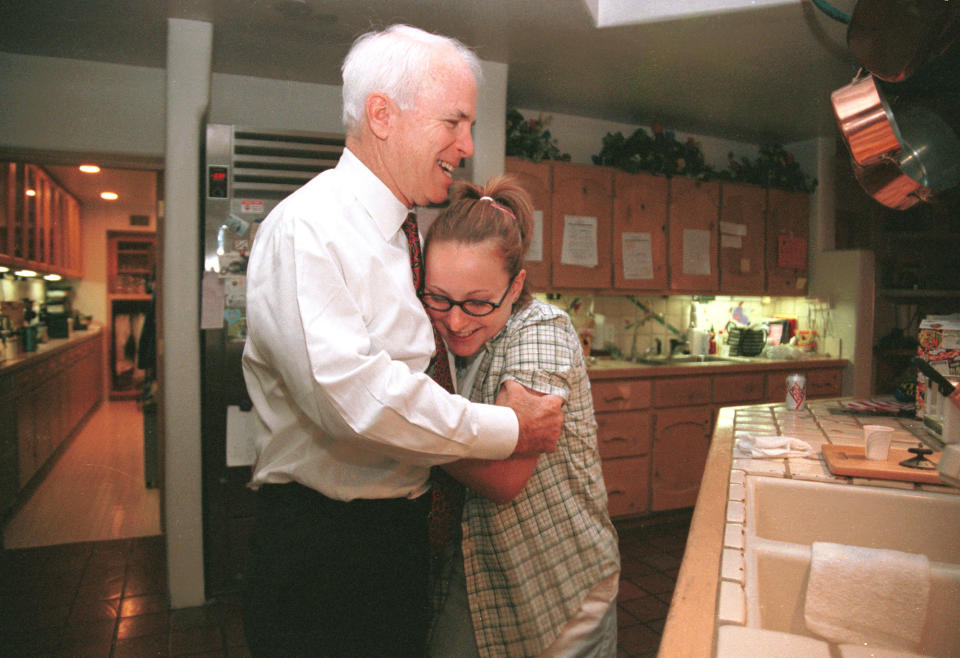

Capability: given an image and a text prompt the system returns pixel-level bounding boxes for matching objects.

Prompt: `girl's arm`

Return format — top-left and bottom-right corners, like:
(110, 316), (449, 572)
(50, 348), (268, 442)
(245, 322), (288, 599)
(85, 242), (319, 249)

(442, 381), (546, 504)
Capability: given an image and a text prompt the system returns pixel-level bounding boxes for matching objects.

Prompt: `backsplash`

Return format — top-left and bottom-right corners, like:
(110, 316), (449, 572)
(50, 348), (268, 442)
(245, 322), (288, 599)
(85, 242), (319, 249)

(538, 293), (832, 359)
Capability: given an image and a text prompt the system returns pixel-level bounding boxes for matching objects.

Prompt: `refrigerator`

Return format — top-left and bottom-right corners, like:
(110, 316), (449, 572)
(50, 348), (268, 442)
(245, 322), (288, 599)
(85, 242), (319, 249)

(200, 124), (345, 594)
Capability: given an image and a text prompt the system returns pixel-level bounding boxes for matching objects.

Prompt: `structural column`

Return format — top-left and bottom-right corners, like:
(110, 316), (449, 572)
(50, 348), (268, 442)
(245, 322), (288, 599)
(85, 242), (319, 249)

(163, 17), (211, 608)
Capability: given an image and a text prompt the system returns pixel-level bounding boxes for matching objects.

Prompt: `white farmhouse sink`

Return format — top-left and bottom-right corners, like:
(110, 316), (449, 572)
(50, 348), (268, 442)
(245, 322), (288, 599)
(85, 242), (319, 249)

(743, 476), (960, 657)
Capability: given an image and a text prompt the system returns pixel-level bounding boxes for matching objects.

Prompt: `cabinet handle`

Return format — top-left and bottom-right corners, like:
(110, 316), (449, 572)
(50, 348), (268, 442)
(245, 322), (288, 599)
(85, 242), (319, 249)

(604, 436), (627, 443)
(608, 488), (626, 496)
(603, 395), (627, 403)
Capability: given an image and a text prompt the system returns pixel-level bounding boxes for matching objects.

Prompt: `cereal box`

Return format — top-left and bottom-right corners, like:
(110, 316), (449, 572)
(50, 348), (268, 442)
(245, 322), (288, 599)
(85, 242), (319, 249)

(916, 313), (960, 418)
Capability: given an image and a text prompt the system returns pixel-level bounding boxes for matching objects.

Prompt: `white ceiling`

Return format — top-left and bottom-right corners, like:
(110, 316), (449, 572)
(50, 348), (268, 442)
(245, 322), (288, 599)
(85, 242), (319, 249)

(0, 0), (862, 211)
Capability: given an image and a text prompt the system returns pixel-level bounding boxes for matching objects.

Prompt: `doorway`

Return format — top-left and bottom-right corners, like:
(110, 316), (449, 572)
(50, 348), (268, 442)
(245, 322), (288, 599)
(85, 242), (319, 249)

(0, 155), (163, 549)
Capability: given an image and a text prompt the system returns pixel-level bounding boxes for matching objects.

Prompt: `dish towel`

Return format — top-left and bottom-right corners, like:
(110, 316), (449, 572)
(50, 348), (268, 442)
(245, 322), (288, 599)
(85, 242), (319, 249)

(734, 434), (813, 458)
(804, 541), (930, 651)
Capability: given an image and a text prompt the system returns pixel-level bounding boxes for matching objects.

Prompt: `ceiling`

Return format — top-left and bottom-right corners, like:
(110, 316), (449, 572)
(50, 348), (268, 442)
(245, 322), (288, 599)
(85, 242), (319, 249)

(0, 0), (862, 212)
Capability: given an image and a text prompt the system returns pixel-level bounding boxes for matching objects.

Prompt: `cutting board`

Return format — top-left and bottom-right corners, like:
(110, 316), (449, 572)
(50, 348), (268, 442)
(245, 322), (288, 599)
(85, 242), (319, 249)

(822, 444), (943, 484)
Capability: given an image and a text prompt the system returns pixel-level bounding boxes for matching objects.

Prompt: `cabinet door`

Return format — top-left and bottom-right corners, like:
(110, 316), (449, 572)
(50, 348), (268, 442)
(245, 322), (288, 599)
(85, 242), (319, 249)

(806, 368), (842, 398)
(668, 177), (719, 292)
(766, 189), (809, 295)
(713, 372), (765, 405)
(719, 182), (766, 294)
(601, 456), (650, 518)
(652, 405), (713, 511)
(591, 378), (652, 412)
(596, 410), (652, 459)
(550, 162), (613, 289)
(0, 162), (14, 258)
(612, 171), (668, 290)
(505, 157), (552, 291)
(17, 389), (37, 488)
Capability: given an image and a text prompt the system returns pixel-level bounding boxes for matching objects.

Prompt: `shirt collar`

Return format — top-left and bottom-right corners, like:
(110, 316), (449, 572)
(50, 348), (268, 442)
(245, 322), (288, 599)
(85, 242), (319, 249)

(337, 148), (411, 241)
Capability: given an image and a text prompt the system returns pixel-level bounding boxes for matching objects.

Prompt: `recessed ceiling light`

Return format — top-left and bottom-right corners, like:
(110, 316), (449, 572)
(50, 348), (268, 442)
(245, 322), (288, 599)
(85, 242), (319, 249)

(25, 188), (36, 197)
(14, 269), (38, 278)
(79, 164), (101, 173)
(101, 191), (119, 201)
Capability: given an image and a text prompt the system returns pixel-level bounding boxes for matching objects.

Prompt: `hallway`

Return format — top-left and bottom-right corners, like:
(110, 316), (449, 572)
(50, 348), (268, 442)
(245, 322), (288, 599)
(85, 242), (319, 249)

(3, 400), (161, 549)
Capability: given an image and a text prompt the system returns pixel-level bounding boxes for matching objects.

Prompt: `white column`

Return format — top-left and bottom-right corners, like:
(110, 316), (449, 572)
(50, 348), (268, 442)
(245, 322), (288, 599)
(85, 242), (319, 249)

(472, 59), (509, 183)
(163, 17), (211, 608)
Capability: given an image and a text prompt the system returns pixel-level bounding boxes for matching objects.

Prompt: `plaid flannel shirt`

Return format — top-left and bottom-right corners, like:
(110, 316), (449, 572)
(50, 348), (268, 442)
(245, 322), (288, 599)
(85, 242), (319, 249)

(455, 299), (620, 657)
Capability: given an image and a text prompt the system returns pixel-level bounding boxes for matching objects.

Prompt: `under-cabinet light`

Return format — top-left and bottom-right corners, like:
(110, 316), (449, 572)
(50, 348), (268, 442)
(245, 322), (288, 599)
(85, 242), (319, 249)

(79, 164), (101, 173)
(100, 191), (119, 201)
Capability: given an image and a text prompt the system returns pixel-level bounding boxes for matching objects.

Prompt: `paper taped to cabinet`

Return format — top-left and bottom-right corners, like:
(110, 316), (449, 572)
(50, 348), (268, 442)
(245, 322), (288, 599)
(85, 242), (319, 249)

(226, 405), (261, 467)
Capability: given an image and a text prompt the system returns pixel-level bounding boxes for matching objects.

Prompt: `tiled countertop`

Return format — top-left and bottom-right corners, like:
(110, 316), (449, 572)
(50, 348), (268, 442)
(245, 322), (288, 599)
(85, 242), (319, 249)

(657, 397), (960, 657)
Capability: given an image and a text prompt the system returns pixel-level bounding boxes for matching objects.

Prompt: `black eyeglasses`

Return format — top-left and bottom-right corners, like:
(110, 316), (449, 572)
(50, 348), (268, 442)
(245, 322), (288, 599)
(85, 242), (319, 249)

(420, 275), (516, 317)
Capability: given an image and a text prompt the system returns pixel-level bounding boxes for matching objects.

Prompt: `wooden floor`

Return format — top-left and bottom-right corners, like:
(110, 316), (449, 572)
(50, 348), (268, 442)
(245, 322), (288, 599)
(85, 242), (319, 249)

(2, 399), (162, 549)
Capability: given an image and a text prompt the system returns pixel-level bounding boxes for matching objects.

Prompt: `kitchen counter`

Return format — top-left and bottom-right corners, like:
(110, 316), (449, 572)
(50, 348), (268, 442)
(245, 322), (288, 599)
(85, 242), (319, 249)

(0, 326), (103, 376)
(658, 397), (960, 657)
(586, 354), (847, 379)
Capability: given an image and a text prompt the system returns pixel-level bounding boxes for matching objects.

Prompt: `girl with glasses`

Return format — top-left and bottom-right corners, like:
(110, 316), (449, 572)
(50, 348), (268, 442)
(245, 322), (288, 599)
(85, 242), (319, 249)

(423, 175), (621, 657)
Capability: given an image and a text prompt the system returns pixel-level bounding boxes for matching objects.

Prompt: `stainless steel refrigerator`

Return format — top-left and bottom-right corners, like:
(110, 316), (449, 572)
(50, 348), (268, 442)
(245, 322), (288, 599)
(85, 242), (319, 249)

(200, 124), (344, 594)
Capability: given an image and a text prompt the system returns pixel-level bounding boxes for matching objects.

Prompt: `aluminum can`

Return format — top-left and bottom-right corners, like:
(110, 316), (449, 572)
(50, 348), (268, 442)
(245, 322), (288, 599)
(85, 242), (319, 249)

(786, 373), (807, 411)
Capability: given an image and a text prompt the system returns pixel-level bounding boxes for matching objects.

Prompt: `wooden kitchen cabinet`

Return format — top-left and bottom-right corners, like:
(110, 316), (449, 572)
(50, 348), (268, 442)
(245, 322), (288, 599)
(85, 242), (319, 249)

(719, 182), (766, 294)
(505, 157), (553, 291)
(668, 177), (720, 292)
(651, 404), (713, 511)
(713, 372), (765, 405)
(766, 366), (842, 402)
(550, 162), (613, 289)
(0, 162), (82, 277)
(0, 331), (104, 518)
(766, 188), (810, 296)
(592, 378), (652, 518)
(612, 171), (668, 291)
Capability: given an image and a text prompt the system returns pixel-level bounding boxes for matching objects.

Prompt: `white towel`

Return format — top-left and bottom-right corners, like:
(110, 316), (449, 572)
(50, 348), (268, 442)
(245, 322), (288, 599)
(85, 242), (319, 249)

(804, 541), (930, 651)
(734, 434), (813, 459)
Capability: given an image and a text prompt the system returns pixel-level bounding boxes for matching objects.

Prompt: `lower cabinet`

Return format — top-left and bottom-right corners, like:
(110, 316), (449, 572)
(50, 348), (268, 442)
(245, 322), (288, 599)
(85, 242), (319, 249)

(592, 362), (844, 519)
(0, 332), (104, 517)
(651, 405), (713, 511)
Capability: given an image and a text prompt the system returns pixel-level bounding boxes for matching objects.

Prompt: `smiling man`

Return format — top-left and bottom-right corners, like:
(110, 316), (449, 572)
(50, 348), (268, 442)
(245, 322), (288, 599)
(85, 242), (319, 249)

(240, 24), (564, 658)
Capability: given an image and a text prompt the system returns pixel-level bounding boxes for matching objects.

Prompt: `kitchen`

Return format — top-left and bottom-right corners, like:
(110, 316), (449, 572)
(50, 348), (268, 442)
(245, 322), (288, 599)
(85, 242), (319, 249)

(2, 0), (959, 655)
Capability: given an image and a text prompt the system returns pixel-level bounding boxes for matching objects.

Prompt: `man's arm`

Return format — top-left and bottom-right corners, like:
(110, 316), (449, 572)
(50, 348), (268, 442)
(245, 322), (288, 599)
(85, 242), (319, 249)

(441, 381), (562, 504)
(498, 379), (564, 455)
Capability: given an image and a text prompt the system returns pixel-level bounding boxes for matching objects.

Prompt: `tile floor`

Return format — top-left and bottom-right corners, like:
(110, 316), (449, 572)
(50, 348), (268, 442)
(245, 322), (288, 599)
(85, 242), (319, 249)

(0, 510), (691, 657)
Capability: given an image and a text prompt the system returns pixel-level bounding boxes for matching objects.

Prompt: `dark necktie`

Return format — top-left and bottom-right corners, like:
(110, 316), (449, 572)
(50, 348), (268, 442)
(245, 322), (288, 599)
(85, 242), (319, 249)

(400, 212), (464, 555)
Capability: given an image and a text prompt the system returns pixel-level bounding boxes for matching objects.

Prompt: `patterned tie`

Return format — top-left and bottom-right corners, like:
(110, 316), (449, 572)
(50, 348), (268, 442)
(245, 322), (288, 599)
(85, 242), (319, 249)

(400, 212), (464, 555)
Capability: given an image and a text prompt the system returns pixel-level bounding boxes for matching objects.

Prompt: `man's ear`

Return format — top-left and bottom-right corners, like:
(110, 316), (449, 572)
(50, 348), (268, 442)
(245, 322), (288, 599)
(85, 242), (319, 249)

(365, 92), (393, 141)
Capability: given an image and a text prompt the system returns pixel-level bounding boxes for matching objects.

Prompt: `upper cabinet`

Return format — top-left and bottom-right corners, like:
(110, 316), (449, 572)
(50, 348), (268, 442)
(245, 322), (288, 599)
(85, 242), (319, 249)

(765, 188), (810, 296)
(668, 177), (719, 293)
(506, 159), (810, 296)
(0, 162), (82, 278)
(505, 157), (553, 291)
(719, 182), (766, 294)
(550, 162), (614, 289)
(612, 171), (668, 291)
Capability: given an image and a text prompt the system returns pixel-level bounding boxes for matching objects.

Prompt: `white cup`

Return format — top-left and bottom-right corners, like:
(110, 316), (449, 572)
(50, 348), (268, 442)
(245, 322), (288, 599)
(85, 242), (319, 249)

(863, 425), (895, 460)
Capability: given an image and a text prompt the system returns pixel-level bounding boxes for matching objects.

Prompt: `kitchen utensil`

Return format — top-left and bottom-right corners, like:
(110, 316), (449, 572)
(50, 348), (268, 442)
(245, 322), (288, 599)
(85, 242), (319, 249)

(822, 444), (943, 484)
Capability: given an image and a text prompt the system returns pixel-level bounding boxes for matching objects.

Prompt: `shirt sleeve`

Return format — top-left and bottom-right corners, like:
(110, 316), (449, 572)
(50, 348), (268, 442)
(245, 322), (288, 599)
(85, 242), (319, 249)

(498, 310), (578, 401)
(244, 204), (518, 466)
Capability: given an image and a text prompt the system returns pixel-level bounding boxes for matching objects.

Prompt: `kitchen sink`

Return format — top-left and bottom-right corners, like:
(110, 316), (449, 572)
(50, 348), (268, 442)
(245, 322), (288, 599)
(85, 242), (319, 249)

(742, 476), (960, 657)
(639, 354), (735, 365)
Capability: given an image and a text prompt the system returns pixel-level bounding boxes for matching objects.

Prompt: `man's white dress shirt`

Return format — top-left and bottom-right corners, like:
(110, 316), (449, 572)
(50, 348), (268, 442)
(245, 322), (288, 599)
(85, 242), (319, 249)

(242, 149), (518, 501)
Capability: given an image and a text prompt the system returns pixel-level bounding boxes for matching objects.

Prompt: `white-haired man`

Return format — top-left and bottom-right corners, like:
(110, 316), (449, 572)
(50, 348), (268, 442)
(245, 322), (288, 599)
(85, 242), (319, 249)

(241, 24), (564, 657)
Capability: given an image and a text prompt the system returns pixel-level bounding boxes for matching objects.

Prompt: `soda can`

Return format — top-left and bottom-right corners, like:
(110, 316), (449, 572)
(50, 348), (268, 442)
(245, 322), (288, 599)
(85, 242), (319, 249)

(786, 373), (807, 411)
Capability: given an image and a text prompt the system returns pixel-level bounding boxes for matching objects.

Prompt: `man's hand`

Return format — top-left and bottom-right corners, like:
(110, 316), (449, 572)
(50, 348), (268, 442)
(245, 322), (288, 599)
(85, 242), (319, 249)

(496, 380), (564, 455)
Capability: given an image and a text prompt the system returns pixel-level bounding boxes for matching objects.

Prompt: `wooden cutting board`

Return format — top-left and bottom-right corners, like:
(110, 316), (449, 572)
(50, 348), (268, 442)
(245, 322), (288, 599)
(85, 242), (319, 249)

(822, 444), (943, 484)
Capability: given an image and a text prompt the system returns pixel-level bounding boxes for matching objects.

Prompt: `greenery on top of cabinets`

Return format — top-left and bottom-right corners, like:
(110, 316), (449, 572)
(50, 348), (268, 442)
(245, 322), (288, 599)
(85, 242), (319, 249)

(592, 123), (714, 180)
(589, 125), (817, 192)
(505, 109), (572, 163)
(722, 144), (818, 193)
